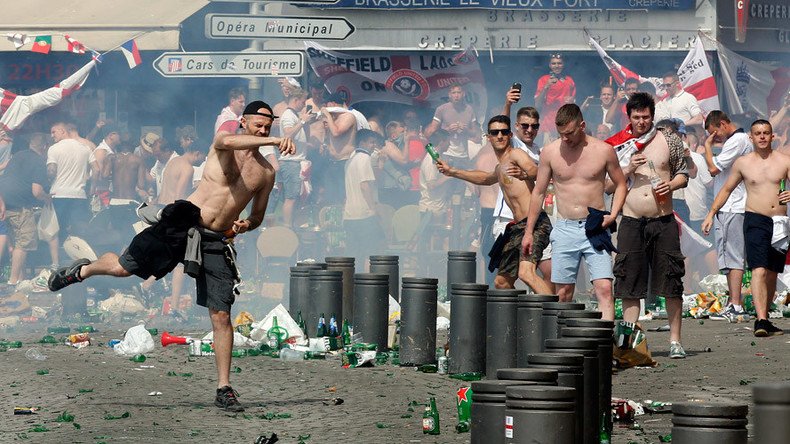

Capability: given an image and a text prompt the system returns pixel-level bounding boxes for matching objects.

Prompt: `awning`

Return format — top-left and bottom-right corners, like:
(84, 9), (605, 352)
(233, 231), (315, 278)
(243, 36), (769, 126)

(0, 0), (209, 52)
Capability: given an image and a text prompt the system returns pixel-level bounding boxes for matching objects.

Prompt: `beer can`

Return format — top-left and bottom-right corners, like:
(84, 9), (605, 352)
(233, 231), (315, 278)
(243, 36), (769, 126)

(438, 356), (448, 374)
(189, 340), (214, 356)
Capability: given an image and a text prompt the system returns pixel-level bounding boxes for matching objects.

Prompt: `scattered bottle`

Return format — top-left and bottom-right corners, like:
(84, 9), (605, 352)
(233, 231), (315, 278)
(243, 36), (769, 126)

(39, 335), (58, 344)
(316, 313), (327, 338)
(267, 316), (288, 349)
(425, 143), (440, 162)
(449, 372), (483, 381)
(231, 349), (248, 358)
(76, 325), (96, 333)
(25, 348), (47, 361)
(146, 328), (158, 336)
(47, 327), (70, 334)
(329, 314), (339, 337)
(0, 340), (22, 348)
(341, 319), (352, 347)
(456, 386), (473, 433)
(599, 412), (611, 444)
(418, 364), (438, 373)
(422, 397), (440, 435)
(278, 348), (305, 361)
(130, 354), (146, 363)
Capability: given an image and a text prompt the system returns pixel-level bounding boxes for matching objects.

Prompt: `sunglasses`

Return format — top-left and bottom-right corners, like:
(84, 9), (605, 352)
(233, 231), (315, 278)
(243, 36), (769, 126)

(550, 53), (563, 59)
(488, 129), (512, 136)
(520, 123), (540, 131)
(660, 82), (675, 89)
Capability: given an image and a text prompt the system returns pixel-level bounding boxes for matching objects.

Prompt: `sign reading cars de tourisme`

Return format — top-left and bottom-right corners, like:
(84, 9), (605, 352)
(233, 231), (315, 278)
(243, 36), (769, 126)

(152, 51), (304, 78)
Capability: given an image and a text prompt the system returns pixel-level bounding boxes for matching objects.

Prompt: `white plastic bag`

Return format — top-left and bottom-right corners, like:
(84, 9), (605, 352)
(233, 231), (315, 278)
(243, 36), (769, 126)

(37, 203), (59, 241)
(114, 324), (155, 356)
(202, 331), (260, 348)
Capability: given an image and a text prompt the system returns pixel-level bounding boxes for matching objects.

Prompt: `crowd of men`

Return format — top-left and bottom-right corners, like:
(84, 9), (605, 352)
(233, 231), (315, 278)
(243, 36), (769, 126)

(2, 54), (790, 349)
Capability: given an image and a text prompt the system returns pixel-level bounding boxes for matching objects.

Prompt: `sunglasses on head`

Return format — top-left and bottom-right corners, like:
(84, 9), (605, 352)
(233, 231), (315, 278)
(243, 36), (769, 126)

(520, 123), (540, 130)
(550, 53), (563, 60)
(488, 129), (511, 136)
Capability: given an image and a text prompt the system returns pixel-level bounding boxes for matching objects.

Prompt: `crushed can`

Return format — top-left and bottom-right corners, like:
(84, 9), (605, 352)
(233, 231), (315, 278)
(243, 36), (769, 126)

(189, 339), (215, 356)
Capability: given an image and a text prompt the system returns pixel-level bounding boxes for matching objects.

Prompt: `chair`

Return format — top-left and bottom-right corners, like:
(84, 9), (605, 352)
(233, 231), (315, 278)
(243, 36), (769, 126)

(390, 204), (420, 245)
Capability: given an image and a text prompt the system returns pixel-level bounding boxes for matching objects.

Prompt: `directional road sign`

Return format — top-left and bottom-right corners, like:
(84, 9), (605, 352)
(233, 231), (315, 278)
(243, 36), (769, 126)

(206, 14), (355, 41)
(152, 51), (304, 78)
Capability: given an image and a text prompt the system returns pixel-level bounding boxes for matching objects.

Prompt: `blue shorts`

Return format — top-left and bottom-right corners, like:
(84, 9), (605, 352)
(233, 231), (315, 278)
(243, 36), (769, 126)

(279, 161), (302, 200)
(550, 218), (614, 284)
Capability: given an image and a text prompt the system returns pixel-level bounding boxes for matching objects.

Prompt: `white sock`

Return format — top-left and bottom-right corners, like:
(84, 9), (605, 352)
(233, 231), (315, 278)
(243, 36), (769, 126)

(732, 304), (743, 312)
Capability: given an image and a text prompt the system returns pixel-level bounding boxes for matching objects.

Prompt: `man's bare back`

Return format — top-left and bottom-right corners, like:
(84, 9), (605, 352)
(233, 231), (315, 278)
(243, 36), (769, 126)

(159, 156), (193, 204)
(112, 152), (143, 200)
(540, 136), (616, 219)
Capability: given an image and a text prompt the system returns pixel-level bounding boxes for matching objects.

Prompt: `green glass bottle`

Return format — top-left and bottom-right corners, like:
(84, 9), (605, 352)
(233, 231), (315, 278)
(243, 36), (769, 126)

(425, 143), (440, 162)
(47, 327), (70, 334)
(130, 354), (146, 363)
(146, 328), (158, 336)
(455, 386), (472, 433)
(418, 364), (438, 373)
(599, 412), (611, 444)
(267, 316), (288, 349)
(341, 319), (352, 347)
(780, 179), (786, 206)
(316, 313), (327, 338)
(304, 351), (326, 360)
(422, 397), (440, 435)
(449, 372), (483, 381)
(76, 326), (96, 333)
(231, 349), (247, 358)
(40, 335), (58, 344)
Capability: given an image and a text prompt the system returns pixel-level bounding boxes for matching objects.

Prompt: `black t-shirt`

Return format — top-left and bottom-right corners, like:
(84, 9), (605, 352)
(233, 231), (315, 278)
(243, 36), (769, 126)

(0, 149), (48, 210)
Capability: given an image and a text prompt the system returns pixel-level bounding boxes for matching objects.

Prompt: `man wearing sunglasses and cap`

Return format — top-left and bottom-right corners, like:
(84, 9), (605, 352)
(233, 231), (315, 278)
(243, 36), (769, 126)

(48, 100), (295, 413)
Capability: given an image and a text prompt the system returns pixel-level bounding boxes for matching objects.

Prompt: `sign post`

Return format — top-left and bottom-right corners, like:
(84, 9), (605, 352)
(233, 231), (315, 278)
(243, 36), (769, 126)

(152, 51), (304, 78)
(206, 14), (355, 41)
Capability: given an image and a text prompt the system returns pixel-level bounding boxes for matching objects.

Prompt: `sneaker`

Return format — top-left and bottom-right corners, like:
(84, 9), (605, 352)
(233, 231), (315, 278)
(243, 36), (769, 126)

(754, 319), (784, 337)
(669, 341), (686, 359)
(215, 386), (244, 412)
(710, 305), (751, 323)
(47, 258), (91, 292)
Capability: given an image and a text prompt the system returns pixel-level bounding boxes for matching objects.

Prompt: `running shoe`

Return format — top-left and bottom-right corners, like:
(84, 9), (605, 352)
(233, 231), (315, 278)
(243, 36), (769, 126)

(215, 386), (244, 412)
(47, 258), (91, 292)
(754, 319), (784, 337)
(669, 341), (686, 359)
(709, 305), (751, 323)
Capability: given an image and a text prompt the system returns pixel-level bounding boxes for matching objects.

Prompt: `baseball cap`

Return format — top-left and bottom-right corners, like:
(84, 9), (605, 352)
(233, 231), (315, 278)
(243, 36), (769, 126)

(242, 101), (278, 119)
(139, 132), (161, 153)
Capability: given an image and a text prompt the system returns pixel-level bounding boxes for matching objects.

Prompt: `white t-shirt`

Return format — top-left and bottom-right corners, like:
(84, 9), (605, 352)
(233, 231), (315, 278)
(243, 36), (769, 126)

(493, 139), (539, 220)
(214, 106), (239, 134)
(419, 154), (452, 214)
(655, 90), (702, 123)
(344, 150), (377, 220)
(278, 108), (306, 162)
(47, 139), (92, 198)
(686, 151), (714, 221)
(713, 130), (752, 213)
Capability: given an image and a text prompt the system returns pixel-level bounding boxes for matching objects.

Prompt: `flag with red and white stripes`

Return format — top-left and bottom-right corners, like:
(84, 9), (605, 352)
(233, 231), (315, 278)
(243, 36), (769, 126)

(64, 34), (86, 54)
(0, 60), (95, 137)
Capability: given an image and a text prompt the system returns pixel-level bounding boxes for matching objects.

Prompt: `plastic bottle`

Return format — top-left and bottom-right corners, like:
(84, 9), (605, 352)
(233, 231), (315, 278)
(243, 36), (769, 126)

(544, 182), (556, 215)
(422, 397), (440, 435)
(25, 348), (47, 361)
(648, 160), (668, 205)
(279, 348), (305, 361)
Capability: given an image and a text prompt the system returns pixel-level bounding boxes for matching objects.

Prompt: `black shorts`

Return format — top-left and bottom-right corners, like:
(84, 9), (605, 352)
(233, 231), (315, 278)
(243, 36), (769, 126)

(118, 200), (201, 279)
(195, 231), (238, 313)
(490, 212), (551, 277)
(744, 211), (786, 273)
(613, 214), (685, 299)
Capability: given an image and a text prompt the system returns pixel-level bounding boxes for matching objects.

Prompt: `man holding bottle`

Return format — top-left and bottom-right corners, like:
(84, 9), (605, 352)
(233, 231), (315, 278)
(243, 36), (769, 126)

(702, 120), (787, 337)
(605, 92), (689, 358)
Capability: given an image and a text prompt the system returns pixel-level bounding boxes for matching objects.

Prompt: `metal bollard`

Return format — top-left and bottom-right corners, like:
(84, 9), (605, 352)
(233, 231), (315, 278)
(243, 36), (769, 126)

(399, 277), (438, 366)
(516, 294), (559, 367)
(556, 309), (602, 338)
(352, 273), (390, 351)
(497, 367), (558, 385)
(449, 283), (489, 374)
(753, 382), (790, 444)
(486, 288), (524, 378)
(326, 257), (355, 325)
(289, 265), (323, 326)
(671, 402), (748, 444)
(369, 255), (400, 302)
(545, 338), (601, 444)
(528, 353), (585, 444)
(297, 261), (327, 269)
(448, 250), (477, 287)
(540, 302), (586, 345)
(308, 270), (343, 337)
(471, 380), (536, 444)
(561, 323), (614, 435)
(504, 386), (576, 444)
